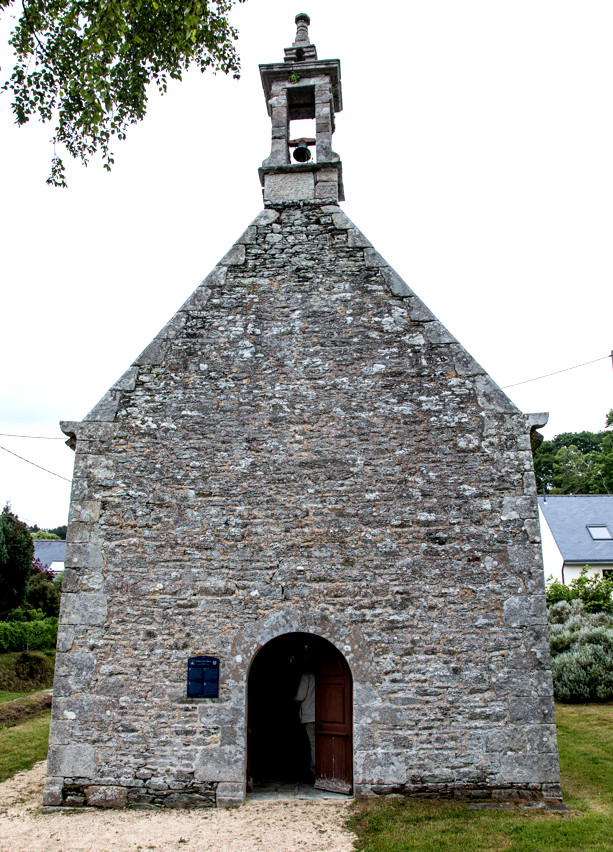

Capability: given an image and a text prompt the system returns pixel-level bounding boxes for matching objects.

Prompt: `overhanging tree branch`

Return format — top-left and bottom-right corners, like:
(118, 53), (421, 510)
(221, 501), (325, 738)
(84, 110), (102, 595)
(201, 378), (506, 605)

(1, 0), (246, 186)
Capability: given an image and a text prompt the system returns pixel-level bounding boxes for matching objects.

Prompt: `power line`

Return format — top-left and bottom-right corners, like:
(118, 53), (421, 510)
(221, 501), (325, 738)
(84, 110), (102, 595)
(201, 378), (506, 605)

(0, 432), (64, 440)
(0, 444), (72, 483)
(502, 353), (612, 389)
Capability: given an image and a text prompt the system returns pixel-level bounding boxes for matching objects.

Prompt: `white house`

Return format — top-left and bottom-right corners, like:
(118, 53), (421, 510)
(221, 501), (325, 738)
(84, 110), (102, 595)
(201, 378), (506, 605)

(33, 540), (66, 579)
(538, 494), (613, 584)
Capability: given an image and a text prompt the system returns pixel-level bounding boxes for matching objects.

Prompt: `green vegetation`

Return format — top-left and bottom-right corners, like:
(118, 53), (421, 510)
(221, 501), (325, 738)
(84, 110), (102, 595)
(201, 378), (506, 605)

(0, 690), (52, 728)
(0, 506), (62, 654)
(28, 525), (67, 540)
(545, 572), (613, 702)
(0, 618), (59, 653)
(548, 600), (613, 702)
(0, 690), (40, 703)
(0, 504), (34, 618)
(349, 703), (613, 852)
(0, 711), (51, 783)
(547, 569), (613, 615)
(1, 0), (246, 185)
(533, 409), (613, 494)
(0, 651), (55, 693)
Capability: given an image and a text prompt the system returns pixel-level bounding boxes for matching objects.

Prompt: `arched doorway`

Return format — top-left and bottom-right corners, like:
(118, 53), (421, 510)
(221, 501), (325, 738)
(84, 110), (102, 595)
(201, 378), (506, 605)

(247, 632), (353, 794)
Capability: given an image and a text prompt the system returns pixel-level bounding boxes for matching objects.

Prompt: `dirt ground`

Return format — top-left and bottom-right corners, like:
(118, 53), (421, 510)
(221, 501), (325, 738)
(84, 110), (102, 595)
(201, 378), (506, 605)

(0, 762), (356, 852)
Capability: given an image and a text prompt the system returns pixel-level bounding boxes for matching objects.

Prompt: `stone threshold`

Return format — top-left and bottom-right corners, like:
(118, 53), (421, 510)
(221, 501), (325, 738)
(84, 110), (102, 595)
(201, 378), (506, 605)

(248, 782), (351, 802)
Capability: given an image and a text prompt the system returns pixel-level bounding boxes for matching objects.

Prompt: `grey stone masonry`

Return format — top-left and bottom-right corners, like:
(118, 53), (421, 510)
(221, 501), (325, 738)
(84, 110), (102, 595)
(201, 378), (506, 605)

(45, 15), (561, 810)
(46, 199), (561, 809)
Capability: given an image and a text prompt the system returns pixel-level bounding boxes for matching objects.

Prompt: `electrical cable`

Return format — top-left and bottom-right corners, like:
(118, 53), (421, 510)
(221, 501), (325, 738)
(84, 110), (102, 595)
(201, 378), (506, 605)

(0, 444), (71, 483)
(502, 353), (612, 389)
(0, 433), (64, 439)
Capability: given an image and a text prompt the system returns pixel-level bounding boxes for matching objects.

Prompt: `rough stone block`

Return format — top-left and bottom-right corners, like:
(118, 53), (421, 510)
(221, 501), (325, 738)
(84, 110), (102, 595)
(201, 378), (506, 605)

(113, 367), (139, 391)
(253, 209), (279, 226)
(84, 393), (119, 423)
(220, 244), (246, 266)
(236, 226), (257, 245)
(216, 782), (245, 808)
(61, 591), (107, 626)
(406, 297), (435, 321)
(194, 747), (242, 782)
(363, 247), (386, 267)
(315, 181), (338, 201)
(423, 322), (456, 345)
(55, 650), (96, 685)
(347, 228), (372, 248)
(503, 595), (547, 627)
(450, 345), (486, 377)
(331, 211), (350, 229)
(134, 338), (170, 367)
(42, 779), (63, 807)
(86, 785), (128, 808)
(264, 172), (315, 202)
(64, 543), (103, 570)
(47, 744), (95, 779)
(317, 168), (338, 183)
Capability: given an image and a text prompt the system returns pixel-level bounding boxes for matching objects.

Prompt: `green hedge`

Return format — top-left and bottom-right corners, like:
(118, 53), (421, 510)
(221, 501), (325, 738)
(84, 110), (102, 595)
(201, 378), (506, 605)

(0, 618), (58, 652)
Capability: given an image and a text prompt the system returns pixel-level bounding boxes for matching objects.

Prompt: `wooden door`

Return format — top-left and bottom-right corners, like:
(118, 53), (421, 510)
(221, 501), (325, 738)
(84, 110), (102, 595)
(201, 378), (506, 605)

(314, 650), (352, 794)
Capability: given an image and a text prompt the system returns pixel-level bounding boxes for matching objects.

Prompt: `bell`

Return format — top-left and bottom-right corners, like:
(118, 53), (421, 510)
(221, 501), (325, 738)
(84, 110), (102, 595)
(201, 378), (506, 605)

(293, 141), (312, 163)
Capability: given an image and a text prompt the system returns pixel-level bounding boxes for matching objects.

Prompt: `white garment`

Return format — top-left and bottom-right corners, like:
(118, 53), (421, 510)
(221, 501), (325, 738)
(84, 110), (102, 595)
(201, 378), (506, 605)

(295, 672), (316, 723)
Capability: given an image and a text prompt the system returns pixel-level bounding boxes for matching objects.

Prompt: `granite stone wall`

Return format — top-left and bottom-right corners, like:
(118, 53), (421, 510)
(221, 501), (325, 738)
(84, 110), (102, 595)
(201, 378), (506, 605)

(44, 199), (561, 808)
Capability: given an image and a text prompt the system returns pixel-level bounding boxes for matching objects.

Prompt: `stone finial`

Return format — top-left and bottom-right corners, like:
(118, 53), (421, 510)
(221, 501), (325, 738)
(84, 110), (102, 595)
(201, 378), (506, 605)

(294, 13), (311, 44)
(284, 12), (318, 62)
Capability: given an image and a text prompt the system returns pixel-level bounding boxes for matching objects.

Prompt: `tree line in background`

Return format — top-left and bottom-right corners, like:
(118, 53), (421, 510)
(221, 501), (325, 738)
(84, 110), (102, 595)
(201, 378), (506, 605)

(29, 524), (67, 540)
(533, 409), (613, 494)
(0, 505), (60, 651)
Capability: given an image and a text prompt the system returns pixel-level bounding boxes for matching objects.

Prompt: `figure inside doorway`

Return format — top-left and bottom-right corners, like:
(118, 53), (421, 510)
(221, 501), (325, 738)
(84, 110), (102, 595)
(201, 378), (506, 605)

(294, 669), (316, 778)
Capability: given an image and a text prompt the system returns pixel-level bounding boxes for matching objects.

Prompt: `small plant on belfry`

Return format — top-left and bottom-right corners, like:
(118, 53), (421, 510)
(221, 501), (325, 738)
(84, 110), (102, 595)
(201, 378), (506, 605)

(288, 72), (301, 84)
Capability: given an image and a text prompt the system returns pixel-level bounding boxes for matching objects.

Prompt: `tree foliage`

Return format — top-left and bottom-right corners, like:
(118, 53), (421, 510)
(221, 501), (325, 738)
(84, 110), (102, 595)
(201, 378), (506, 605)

(533, 411), (613, 494)
(1, 0), (245, 185)
(0, 504), (34, 618)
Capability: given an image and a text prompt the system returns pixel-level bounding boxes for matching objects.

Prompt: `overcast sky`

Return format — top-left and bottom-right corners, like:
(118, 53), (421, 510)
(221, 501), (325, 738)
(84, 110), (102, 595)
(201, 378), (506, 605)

(1, 0), (612, 529)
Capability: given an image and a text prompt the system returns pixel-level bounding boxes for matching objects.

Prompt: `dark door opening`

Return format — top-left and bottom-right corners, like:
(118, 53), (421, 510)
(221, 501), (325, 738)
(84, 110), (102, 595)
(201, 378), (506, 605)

(247, 632), (353, 793)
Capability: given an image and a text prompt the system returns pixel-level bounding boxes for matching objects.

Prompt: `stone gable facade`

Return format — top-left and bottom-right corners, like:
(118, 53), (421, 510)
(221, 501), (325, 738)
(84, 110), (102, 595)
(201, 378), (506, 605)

(44, 16), (561, 809)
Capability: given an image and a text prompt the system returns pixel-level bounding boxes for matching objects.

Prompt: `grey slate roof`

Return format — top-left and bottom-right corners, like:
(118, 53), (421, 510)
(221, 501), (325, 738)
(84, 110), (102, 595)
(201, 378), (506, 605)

(538, 495), (613, 564)
(33, 540), (66, 569)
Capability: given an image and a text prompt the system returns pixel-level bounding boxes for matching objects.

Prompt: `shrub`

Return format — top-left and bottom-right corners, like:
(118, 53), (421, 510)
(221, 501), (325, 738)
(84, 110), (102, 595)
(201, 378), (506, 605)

(0, 650), (55, 691)
(551, 644), (613, 702)
(14, 650), (55, 684)
(547, 599), (613, 701)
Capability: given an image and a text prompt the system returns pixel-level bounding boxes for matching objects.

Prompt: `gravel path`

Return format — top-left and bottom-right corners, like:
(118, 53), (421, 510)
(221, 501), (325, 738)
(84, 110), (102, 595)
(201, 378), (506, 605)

(0, 762), (356, 852)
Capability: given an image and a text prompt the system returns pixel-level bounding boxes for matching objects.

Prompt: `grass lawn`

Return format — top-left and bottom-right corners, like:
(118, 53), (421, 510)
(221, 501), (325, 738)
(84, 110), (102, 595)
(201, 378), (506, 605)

(0, 711), (50, 783)
(349, 702), (613, 852)
(0, 690), (43, 703)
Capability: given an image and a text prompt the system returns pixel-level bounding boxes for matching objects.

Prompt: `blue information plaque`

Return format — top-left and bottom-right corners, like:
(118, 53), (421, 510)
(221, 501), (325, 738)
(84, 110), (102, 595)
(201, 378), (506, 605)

(187, 655), (220, 698)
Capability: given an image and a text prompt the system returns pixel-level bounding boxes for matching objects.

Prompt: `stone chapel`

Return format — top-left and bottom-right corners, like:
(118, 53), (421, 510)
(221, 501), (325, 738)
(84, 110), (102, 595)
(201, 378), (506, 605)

(44, 15), (561, 809)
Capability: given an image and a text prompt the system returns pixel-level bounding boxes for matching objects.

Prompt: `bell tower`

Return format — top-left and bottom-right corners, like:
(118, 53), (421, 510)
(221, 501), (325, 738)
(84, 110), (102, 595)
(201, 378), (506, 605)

(259, 13), (344, 203)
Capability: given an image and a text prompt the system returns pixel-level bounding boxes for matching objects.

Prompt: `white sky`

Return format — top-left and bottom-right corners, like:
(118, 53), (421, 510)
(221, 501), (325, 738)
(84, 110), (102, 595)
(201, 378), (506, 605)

(1, 0), (612, 529)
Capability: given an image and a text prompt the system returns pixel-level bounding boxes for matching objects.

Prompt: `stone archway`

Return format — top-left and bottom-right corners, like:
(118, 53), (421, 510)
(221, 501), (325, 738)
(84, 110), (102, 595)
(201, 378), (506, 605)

(247, 632), (353, 794)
